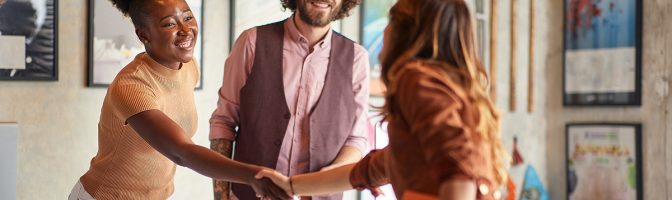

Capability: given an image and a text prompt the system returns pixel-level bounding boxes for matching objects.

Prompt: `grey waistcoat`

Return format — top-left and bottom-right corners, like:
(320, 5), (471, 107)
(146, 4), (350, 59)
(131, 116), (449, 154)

(231, 21), (357, 200)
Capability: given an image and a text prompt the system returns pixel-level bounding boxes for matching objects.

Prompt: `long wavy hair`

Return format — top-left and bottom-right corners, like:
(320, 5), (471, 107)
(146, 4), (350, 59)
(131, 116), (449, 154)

(379, 0), (509, 185)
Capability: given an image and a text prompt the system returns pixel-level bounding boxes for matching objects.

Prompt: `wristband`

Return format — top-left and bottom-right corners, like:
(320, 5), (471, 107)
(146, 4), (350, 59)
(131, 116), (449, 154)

(289, 177), (296, 196)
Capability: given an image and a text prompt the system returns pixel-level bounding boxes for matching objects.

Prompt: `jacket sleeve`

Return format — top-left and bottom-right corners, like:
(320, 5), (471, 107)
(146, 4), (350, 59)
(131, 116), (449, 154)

(349, 148), (391, 189)
(395, 69), (477, 184)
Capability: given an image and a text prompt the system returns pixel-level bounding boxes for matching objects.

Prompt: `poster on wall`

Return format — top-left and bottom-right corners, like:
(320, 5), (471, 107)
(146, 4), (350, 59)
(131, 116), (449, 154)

(230, 0), (341, 50)
(566, 123), (642, 200)
(0, 0), (58, 80)
(361, 0), (396, 96)
(87, 0), (204, 89)
(563, 0), (642, 105)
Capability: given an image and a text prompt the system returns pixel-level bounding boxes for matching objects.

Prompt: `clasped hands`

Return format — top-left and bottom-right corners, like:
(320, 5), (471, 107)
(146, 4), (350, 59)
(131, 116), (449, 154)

(252, 168), (292, 200)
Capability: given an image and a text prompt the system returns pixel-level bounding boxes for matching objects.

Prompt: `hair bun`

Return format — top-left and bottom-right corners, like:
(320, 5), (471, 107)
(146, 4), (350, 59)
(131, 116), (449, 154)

(108, 0), (133, 17)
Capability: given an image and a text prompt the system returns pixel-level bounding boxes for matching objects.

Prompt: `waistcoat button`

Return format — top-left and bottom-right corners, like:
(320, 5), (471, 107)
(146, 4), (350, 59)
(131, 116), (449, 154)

(275, 140), (282, 146)
(284, 114), (291, 119)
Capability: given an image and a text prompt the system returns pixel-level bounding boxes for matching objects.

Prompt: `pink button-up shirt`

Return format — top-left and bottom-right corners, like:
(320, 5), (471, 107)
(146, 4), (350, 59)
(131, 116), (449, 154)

(209, 15), (370, 182)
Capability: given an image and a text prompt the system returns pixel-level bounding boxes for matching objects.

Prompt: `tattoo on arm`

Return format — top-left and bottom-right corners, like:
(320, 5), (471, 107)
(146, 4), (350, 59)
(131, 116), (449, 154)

(211, 139), (234, 200)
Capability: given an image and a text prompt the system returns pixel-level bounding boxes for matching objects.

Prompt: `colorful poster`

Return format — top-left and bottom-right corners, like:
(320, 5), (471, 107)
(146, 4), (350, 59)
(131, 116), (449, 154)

(361, 0), (397, 96)
(88, 0), (204, 88)
(563, 0), (641, 105)
(566, 124), (641, 200)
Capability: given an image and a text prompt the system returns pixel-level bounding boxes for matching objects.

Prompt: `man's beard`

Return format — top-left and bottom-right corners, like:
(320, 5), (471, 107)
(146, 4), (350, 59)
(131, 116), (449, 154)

(297, 0), (341, 27)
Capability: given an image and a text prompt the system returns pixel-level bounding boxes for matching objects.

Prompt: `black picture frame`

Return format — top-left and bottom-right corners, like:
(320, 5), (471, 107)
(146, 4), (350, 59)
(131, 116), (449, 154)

(562, 0), (642, 106)
(87, 0), (204, 89)
(0, 0), (59, 81)
(565, 123), (643, 200)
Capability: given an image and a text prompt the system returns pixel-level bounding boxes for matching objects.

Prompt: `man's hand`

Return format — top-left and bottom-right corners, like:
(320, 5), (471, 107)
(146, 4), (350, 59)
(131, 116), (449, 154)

(249, 168), (292, 200)
(255, 168), (291, 195)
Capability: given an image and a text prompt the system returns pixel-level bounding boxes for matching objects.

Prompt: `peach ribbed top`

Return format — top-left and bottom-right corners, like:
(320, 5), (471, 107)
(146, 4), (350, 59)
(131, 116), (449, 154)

(81, 53), (199, 200)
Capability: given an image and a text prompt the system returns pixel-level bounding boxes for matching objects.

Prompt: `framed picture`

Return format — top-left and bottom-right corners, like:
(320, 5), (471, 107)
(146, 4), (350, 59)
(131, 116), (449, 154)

(360, 0), (396, 96)
(229, 0), (341, 50)
(87, 0), (204, 89)
(563, 0), (642, 105)
(0, 0), (58, 80)
(566, 123), (642, 200)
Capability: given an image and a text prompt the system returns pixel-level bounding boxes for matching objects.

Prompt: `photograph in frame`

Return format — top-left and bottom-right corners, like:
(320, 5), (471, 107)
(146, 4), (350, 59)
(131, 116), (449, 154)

(563, 0), (642, 105)
(0, 0), (58, 80)
(566, 123), (642, 200)
(87, 0), (204, 89)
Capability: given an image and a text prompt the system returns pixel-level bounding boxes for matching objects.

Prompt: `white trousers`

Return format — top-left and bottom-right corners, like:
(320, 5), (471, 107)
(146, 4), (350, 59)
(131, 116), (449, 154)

(68, 180), (175, 200)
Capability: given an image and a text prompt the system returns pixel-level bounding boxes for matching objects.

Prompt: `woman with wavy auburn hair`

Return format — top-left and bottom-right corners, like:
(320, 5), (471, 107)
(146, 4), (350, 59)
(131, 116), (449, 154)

(255, 0), (510, 199)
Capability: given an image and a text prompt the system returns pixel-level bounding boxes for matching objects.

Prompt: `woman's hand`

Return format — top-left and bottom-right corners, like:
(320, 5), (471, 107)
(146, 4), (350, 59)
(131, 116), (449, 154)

(255, 168), (291, 198)
(247, 167), (292, 200)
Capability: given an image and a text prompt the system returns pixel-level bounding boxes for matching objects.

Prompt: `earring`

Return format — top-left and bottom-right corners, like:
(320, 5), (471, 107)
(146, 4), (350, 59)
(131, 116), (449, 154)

(143, 40), (148, 44)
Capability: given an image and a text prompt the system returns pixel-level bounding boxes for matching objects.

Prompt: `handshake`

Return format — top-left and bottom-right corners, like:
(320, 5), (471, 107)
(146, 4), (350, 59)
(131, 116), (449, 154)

(244, 163), (384, 200)
(249, 168), (294, 200)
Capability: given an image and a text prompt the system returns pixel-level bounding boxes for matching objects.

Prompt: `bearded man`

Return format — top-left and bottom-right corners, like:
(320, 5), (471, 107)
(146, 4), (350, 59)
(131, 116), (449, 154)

(209, 0), (369, 199)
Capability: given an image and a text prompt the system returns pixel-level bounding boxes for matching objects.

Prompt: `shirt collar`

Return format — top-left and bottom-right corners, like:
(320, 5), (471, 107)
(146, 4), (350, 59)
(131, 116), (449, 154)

(284, 14), (333, 50)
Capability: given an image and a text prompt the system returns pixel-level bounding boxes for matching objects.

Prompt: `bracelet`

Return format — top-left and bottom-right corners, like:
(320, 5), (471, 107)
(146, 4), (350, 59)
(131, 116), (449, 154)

(289, 177), (296, 196)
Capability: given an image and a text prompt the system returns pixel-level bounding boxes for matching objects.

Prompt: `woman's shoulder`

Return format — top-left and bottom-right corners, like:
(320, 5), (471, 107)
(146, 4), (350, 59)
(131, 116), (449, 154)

(109, 53), (154, 88)
(394, 61), (469, 104)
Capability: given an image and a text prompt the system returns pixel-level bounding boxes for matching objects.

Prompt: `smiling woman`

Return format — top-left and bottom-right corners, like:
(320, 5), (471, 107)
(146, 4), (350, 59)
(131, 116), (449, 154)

(68, 0), (291, 200)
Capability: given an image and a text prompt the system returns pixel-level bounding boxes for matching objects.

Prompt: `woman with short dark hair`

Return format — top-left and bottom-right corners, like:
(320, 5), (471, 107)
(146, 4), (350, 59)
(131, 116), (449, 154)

(68, 0), (291, 199)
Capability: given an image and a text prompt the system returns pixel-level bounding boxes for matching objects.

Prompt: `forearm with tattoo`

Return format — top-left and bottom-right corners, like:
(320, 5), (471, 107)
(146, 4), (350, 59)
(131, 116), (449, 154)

(211, 139), (234, 200)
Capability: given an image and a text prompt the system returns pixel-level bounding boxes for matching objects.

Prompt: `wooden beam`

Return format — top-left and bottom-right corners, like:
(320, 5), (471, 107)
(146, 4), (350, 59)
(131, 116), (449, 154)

(510, 0), (517, 111)
(528, 0), (535, 113)
(489, 0), (498, 103)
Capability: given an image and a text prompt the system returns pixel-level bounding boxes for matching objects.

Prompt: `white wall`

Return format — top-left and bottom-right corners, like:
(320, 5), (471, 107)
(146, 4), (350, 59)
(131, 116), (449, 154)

(3, 0), (670, 199)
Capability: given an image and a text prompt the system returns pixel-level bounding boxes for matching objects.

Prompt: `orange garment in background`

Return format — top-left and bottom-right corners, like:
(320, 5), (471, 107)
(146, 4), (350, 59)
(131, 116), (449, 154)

(506, 174), (516, 200)
(350, 61), (502, 200)
(80, 53), (200, 200)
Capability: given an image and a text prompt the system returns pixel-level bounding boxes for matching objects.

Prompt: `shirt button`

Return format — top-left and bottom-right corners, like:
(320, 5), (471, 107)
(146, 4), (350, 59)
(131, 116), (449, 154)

(311, 147), (317, 150)
(294, 138), (299, 142)
(275, 140), (282, 146)
(311, 119), (315, 122)
(291, 165), (295, 169)
(284, 114), (291, 119)
(479, 184), (489, 195)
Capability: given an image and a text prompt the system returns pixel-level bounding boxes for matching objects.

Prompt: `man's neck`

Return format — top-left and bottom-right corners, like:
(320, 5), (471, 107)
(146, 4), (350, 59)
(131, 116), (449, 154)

(293, 14), (330, 52)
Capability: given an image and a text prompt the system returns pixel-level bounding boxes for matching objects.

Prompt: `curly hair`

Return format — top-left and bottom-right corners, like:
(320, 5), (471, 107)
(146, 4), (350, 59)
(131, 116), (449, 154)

(280, 0), (361, 21)
(108, 0), (150, 28)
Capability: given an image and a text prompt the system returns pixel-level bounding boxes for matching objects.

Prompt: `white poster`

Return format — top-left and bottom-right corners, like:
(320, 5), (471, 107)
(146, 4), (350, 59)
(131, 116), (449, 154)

(0, 35), (26, 70)
(564, 48), (636, 93)
(567, 125), (640, 200)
